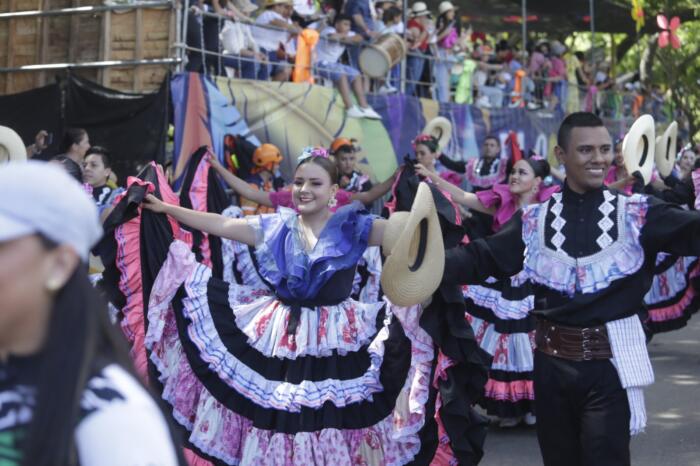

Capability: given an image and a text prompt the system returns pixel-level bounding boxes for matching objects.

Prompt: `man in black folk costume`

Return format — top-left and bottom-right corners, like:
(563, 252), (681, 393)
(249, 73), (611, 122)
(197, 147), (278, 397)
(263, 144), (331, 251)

(443, 112), (700, 466)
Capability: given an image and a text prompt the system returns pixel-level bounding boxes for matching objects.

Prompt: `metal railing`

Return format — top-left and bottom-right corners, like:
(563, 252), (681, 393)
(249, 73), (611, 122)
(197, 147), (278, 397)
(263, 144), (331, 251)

(0, 0), (666, 122)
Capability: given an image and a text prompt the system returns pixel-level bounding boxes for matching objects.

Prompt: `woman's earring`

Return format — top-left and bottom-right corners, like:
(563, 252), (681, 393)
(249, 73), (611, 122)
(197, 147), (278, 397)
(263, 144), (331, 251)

(328, 195), (338, 208)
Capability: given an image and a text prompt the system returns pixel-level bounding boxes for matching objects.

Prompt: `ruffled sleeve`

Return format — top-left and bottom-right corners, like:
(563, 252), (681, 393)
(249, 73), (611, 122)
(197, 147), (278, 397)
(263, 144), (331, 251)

(246, 203), (375, 300)
(476, 184), (512, 232)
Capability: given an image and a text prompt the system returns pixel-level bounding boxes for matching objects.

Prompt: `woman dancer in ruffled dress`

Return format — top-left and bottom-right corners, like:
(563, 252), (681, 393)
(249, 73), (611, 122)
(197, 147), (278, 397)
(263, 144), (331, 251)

(417, 156), (557, 427)
(140, 152), (487, 465)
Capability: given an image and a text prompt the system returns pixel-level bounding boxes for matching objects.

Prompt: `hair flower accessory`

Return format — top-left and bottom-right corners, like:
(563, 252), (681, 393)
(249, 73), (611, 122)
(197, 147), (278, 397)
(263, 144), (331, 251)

(297, 146), (330, 164)
(411, 134), (438, 150)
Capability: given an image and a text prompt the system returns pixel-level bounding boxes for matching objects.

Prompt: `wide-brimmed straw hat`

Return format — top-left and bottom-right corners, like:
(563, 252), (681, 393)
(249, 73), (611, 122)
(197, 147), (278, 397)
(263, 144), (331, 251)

(622, 114), (655, 185)
(438, 1), (456, 15)
(410, 2), (431, 17)
(655, 121), (677, 178)
(423, 117), (452, 153)
(381, 182), (444, 307)
(0, 126), (27, 163)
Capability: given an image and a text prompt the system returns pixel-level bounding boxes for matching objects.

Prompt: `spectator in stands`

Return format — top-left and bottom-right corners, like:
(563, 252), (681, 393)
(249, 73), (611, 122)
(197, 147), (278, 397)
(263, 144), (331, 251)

(82, 146), (124, 218)
(433, 1), (459, 103)
(58, 128), (90, 166)
(494, 40), (523, 105)
(377, 5), (403, 94)
(292, 0), (324, 28)
(344, 0), (379, 70)
(574, 51), (591, 104)
(528, 40), (550, 108)
(253, 0), (301, 81)
(331, 137), (373, 192)
(405, 2), (431, 97)
(220, 0), (268, 79)
(546, 40), (567, 111)
(315, 14), (381, 119)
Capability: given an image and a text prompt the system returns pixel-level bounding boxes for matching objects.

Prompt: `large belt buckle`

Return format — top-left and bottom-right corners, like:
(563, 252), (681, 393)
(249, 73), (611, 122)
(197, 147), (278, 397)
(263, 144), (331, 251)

(581, 327), (593, 361)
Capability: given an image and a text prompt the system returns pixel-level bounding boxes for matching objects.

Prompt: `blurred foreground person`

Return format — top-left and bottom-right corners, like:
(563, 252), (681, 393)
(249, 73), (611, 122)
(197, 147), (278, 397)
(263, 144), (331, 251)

(0, 162), (182, 466)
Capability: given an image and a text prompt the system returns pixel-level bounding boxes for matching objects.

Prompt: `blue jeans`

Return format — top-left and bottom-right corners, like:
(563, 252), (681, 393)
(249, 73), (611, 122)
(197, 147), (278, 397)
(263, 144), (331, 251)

(222, 55), (258, 79)
(406, 55), (425, 97)
(316, 61), (360, 83)
(433, 48), (453, 102)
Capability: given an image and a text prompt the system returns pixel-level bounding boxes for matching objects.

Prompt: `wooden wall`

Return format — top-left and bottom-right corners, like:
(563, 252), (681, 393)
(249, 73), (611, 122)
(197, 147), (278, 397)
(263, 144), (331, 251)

(0, 0), (174, 94)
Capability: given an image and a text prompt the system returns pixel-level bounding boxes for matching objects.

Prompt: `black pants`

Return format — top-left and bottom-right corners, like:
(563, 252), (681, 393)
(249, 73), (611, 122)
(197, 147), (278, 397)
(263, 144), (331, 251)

(534, 350), (631, 466)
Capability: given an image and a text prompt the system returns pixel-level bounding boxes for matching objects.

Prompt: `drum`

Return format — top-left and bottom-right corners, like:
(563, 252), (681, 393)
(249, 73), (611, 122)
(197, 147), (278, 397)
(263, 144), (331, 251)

(358, 33), (407, 78)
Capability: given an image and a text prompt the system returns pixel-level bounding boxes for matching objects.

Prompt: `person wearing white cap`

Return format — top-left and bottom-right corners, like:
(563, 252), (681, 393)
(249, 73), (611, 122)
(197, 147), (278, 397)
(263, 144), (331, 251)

(434, 0), (459, 102)
(0, 161), (182, 466)
(406, 1), (431, 97)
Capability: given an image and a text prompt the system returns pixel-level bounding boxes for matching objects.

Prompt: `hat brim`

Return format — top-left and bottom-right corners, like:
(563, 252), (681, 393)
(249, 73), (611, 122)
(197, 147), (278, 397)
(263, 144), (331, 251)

(654, 121), (677, 178)
(381, 182), (444, 307)
(623, 114), (655, 185)
(0, 126), (27, 163)
(411, 10), (431, 16)
(423, 117), (452, 153)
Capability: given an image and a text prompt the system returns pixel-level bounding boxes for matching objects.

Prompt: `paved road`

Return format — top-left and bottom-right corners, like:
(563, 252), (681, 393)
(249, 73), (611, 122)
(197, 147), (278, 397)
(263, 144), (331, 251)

(479, 318), (700, 466)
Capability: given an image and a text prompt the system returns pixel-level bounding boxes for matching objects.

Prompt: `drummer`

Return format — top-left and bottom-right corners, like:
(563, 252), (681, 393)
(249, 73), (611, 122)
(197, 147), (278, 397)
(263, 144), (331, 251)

(315, 14), (382, 119)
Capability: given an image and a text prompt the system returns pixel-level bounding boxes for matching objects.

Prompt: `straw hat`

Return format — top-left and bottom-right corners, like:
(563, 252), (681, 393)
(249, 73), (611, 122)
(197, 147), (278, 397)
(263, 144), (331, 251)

(381, 182), (444, 307)
(438, 1), (456, 15)
(264, 0), (291, 8)
(410, 2), (431, 17)
(622, 114), (655, 185)
(654, 121), (677, 178)
(0, 126), (27, 164)
(423, 117), (452, 153)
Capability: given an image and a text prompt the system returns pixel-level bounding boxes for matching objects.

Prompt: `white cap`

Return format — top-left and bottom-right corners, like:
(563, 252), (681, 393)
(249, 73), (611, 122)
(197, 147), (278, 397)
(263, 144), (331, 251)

(0, 161), (102, 261)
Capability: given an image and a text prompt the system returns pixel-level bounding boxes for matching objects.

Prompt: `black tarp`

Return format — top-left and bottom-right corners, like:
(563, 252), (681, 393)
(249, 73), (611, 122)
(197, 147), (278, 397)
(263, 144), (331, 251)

(65, 74), (169, 182)
(0, 83), (62, 158)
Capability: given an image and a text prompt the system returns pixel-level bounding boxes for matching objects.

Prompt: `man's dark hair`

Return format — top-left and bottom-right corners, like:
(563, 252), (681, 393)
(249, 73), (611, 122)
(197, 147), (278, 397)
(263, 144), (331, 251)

(85, 146), (111, 168)
(334, 13), (352, 24)
(383, 6), (401, 24)
(557, 112), (604, 150)
(484, 135), (501, 146)
(574, 51), (585, 61)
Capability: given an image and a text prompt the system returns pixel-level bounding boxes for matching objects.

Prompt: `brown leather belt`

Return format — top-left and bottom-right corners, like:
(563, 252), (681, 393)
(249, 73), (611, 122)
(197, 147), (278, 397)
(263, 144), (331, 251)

(535, 319), (612, 361)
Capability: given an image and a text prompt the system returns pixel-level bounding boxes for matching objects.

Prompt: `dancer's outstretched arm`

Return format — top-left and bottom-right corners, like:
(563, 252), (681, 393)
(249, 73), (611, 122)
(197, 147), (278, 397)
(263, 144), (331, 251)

(351, 168), (400, 205)
(143, 194), (256, 245)
(209, 155), (274, 207)
(414, 164), (496, 215)
(443, 214), (525, 285)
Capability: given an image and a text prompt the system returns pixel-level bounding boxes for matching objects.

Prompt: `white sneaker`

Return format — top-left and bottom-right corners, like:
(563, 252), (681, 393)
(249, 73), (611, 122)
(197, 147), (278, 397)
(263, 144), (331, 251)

(476, 96), (492, 108)
(378, 84), (397, 94)
(498, 417), (521, 428)
(360, 106), (382, 120)
(523, 413), (537, 426)
(347, 106), (365, 118)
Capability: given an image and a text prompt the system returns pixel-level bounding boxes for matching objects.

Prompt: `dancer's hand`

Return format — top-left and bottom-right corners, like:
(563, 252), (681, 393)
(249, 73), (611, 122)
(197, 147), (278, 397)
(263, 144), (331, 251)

(142, 194), (170, 213)
(414, 163), (439, 182)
